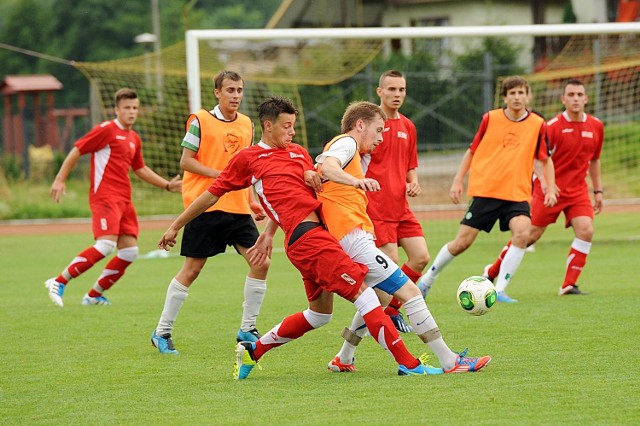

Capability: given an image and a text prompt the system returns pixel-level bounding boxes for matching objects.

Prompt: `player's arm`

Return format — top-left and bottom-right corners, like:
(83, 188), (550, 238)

(539, 156), (557, 207)
(406, 168), (421, 197)
(248, 189), (266, 221)
(247, 218), (278, 266)
(158, 190), (220, 250)
(134, 166), (182, 193)
(589, 159), (603, 214)
(51, 147), (81, 203)
(450, 148), (473, 204)
(180, 147), (220, 178)
(320, 157), (380, 191)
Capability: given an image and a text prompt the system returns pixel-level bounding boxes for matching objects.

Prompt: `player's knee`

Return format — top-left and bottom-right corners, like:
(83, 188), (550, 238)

(94, 239), (117, 256)
(117, 246), (138, 262)
(303, 309), (332, 329)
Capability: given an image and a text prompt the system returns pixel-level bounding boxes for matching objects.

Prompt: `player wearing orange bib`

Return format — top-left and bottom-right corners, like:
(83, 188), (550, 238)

(151, 71), (269, 355)
(483, 79), (603, 296)
(418, 76), (557, 303)
(318, 101), (491, 374)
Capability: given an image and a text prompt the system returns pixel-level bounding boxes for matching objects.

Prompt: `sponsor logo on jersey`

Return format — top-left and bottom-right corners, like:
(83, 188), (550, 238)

(581, 131), (593, 138)
(397, 131), (408, 139)
(562, 128), (574, 133)
(289, 152), (305, 159)
(341, 273), (356, 285)
(116, 135), (127, 140)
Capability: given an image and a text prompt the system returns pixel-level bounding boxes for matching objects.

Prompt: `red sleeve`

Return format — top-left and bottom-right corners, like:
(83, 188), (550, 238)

(408, 119), (418, 170)
(208, 150), (252, 197)
(75, 123), (109, 154)
(131, 133), (145, 170)
(592, 119), (604, 161)
(469, 113), (490, 152)
(535, 122), (549, 160)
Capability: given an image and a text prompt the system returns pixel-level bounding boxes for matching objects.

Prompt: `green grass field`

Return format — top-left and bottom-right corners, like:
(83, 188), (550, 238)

(1, 212), (639, 425)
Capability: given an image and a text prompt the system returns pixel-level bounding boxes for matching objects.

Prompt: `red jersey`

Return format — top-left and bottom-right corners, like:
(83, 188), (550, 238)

(365, 113), (418, 221)
(74, 119), (145, 204)
(208, 142), (321, 238)
(537, 111), (604, 199)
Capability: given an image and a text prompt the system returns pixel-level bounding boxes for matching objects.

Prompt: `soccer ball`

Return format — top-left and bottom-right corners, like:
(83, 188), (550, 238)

(456, 276), (497, 316)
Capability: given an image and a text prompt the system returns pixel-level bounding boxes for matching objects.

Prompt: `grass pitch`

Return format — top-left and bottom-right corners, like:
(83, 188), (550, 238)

(1, 212), (639, 425)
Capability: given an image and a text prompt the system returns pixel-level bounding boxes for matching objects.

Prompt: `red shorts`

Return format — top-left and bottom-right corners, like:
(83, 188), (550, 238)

(90, 200), (139, 239)
(371, 210), (424, 247)
(285, 226), (368, 302)
(531, 190), (593, 228)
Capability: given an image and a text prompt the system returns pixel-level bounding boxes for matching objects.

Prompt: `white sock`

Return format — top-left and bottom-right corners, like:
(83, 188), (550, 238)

(403, 295), (457, 369)
(495, 245), (526, 293)
(336, 311), (368, 364)
(156, 278), (189, 336)
(241, 277), (267, 332)
(420, 244), (456, 288)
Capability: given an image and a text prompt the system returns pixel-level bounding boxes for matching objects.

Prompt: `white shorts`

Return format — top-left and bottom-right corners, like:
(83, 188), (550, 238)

(339, 228), (401, 288)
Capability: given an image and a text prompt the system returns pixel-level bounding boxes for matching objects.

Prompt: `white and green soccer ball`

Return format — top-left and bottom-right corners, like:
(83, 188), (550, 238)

(456, 276), (497, 316)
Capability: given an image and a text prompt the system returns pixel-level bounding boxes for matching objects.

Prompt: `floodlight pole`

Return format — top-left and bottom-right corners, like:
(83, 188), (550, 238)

(185, 22), (640, 113)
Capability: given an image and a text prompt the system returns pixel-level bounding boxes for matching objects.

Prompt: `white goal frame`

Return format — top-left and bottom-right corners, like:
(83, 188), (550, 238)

(185, 22), (640, 113)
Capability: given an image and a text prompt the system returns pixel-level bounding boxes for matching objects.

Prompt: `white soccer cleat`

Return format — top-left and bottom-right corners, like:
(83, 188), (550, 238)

(45, 278), (65, 307)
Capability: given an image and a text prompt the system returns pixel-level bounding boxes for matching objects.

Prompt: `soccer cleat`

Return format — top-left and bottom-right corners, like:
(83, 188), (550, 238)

(416, 276), (431, 299)
(45, 278), (65, 307)
(482, 264), (495, 283)
(82, 293), (111, 305)
(236, 328), (262, 343)
(327, 356), (357, 372)
(445, 348), (492, 373)
(398, 354), (444, 376)
(234, 341), (260, 380)
(151, 331), (179, 355)
(496, 291), (518, 303)
(389, 313), (413, 333)
(558, 285), (588, 296)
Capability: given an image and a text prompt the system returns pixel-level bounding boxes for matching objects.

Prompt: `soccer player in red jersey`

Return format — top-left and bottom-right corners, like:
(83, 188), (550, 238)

(45, 88), (182, 307)
(158, 96), (439, 379)
(418, 76), (557, 303)
(363, 70), (430, 333)
(483, 79), (603, 296)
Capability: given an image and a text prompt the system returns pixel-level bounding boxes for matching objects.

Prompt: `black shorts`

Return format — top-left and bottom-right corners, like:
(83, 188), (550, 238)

(180, 211), (259, 258)
(461, 197), (530, 233)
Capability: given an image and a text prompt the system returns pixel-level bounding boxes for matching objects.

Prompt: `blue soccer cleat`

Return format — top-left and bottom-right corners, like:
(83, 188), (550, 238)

(398, 354), (444, 376)
(151, 331), (179, 355)
(82, 293), (111, 306)
(236, 328), (262, 343)
(45, 278), (65, 307)
(496, 291), (518, 303)
(234, 341), (260, 380)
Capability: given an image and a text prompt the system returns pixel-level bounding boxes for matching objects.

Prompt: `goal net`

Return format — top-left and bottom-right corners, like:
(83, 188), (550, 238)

(74, 23), (640, 242)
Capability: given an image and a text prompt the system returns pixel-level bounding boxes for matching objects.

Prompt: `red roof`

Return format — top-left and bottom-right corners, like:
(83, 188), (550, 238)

(1, 74), (63, 95)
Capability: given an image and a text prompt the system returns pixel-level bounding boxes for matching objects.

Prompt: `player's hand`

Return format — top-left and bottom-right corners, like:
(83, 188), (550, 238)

(50, 180), (66, 203)
(543, 192), (557, 207)
(250, 201), (266, 221)
(593, 193), (603, 215)
(167, 175), (182, 193)
(355, 178), (380, 191)
(247, 233), (272, 266)
(304, 170), (323, 193)
(449, 181), (463, 204)
(406, 181), (421, 197)
(158, 228), (178, 251)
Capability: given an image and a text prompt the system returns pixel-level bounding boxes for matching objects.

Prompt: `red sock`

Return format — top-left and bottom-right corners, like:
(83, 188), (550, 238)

(363, 306), (418, 368)
(488, 241), (511, 280)
(57, 246), (106, 285)
(253, 312), (314, 360)
(89, 256), (133, 296)
(563, 247), (587, 288)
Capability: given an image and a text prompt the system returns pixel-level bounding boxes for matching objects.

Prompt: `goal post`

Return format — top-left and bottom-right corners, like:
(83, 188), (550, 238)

(186, 22), (640, 113)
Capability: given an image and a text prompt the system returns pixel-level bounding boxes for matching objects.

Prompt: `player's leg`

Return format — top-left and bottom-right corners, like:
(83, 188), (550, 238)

(417, 224), (479, 297)
(560, 211), (594, 295)
(494, 215), (530, 303)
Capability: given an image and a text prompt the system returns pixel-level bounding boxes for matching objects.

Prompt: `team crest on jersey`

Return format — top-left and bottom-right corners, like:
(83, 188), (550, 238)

(341, 273), (357, 285)
(397, 131), (408, 139)
(581, 131), (593, 138)
(223, 133), (240, 154)
(502, 132), (520, 149)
